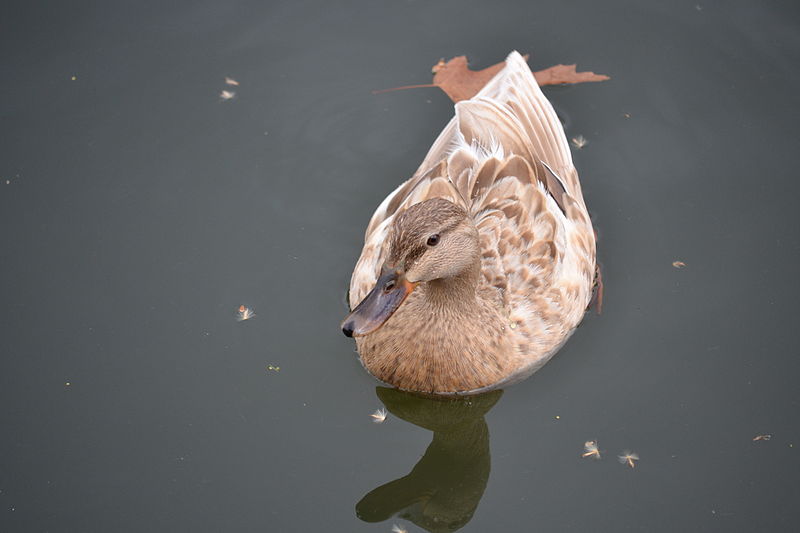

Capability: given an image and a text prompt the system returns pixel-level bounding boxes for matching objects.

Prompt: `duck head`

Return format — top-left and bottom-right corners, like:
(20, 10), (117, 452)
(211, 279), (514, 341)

(341, 197), (479, 337)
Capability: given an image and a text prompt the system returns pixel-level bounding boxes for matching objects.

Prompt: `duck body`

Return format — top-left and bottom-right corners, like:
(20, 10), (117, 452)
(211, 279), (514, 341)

(343, 52), (596, 394)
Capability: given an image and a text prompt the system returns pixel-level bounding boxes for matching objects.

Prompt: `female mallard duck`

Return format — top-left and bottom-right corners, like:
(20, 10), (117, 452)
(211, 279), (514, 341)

(342, 51), (596, 394)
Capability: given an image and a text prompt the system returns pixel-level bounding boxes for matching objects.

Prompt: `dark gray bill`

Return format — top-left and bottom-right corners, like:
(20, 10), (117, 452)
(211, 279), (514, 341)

(341, 269), (417, 337)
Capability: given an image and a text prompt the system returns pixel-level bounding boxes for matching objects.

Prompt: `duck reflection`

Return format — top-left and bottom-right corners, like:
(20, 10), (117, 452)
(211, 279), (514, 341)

(356, 387), (502, 532)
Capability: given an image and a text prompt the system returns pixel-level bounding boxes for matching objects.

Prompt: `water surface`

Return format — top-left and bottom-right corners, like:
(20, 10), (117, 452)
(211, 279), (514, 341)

(1, 1), (798, 531)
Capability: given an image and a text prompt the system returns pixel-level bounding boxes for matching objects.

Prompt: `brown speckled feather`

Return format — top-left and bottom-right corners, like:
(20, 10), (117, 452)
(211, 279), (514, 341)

(348, 52), (596, 393)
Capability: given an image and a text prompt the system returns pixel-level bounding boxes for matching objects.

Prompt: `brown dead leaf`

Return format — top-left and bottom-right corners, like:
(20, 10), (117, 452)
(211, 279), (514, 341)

(589, 263), (603, 315)
(373, 54), (610, 103)
(753, 434), (772, 441)
(533, 64), (610, 87)
(672, 260), (686, 269)
(431, 55), (509, 102)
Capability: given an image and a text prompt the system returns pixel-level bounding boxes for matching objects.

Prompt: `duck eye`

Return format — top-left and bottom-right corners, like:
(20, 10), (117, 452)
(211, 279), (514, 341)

(426, 234), (440, 246)
(383, 279), (396, 292)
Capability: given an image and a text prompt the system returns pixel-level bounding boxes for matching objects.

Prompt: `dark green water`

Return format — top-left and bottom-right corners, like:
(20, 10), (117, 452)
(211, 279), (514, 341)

(2, 1), (799, 531)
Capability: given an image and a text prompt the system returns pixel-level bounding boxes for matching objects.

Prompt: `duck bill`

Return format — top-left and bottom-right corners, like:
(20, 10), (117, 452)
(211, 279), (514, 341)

(341, 270), (417, 337)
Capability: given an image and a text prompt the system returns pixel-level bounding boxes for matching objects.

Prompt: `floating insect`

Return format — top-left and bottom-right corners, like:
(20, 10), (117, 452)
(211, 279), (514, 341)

(220, 90), (236, 101)
(236, 305), (255, 321)
(571, 135), (588, 149)
(618, 451), (639, 468)
(391, 524), (407, 533)
(370, 408), (388, 424)
(224, 77), (240, 86)
(582, 440), (601, 459)
(753, 434), (772, 441)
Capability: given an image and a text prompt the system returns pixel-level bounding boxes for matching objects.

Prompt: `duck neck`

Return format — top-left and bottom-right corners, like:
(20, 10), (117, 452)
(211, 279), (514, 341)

(359, 255), (511, 393)
(420, 257), (482, 311)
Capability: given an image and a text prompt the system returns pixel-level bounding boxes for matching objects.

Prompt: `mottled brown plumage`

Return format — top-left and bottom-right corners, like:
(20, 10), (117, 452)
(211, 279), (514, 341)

(344, 52), (596, 394)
